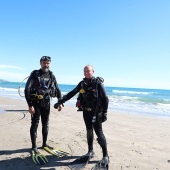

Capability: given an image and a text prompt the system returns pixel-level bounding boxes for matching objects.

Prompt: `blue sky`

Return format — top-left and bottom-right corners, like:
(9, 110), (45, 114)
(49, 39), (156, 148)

(0, 0), (170, 89)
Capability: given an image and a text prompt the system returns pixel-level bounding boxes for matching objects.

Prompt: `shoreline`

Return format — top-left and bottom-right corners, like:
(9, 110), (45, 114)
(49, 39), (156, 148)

(1, 95), (170, 119)
(0, 96), (170, 170)
(1, 82), (170, 119)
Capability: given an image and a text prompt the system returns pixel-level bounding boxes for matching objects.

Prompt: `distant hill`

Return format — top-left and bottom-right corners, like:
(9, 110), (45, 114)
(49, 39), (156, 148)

(0, 79), (9, 82)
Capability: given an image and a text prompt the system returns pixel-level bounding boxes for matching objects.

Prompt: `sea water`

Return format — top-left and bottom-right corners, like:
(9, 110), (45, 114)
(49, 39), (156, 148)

(0, 81), (170, 118)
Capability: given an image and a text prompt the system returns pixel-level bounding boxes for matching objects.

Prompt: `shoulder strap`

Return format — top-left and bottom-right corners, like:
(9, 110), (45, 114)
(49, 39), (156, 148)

(80, 80), (84, 88)
(93, 77), (104, 99)
(47, 71), (55, 88)
(49, 71), (54, 80)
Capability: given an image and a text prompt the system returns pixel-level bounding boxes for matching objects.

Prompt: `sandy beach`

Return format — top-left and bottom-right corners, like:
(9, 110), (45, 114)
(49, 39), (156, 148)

(0, 96), (170, 170)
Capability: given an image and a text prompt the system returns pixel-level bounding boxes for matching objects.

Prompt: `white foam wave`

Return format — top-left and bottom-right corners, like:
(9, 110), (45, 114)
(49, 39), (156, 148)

(108, 95), (139, 102)
(0, 87), (18, 91)
(112, 90), (151, 95)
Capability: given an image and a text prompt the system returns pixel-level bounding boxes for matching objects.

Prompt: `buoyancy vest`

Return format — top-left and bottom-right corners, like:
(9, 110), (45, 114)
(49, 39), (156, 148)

(77, 77), (104, 111)
(30, 70), (56, 100)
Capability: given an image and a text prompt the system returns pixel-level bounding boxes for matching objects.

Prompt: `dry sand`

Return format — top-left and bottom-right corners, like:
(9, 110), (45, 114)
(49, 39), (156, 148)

(0, 96), (170, 170)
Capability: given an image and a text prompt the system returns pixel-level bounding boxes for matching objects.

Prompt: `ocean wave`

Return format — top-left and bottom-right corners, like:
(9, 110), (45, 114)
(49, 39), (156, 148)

(1, 83), (170, 117)
(137, 97), (170, 104)
(0, 87), (18, 91)
(112, 90), (152, 95)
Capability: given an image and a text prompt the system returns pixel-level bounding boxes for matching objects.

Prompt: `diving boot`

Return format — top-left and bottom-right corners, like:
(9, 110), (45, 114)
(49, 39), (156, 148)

(86, 150), (95, 159)
(99, 156), (109, 168)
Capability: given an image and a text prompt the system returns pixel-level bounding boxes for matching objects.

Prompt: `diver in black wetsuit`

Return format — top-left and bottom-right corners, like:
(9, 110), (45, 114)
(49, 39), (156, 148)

(54, 65), (109, 166)
(24, 56), (62, 151)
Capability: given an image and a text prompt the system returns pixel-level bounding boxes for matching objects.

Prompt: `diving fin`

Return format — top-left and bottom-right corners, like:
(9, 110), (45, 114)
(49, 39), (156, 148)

(31, 148), (48, 165)
(43, 145), (69, 158)
(68, 151), (94, 170)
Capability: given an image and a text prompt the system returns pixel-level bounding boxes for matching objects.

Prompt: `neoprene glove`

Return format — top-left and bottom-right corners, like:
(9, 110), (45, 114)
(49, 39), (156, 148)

(54, 96), (67, 109)
(102, 111), (107, 123)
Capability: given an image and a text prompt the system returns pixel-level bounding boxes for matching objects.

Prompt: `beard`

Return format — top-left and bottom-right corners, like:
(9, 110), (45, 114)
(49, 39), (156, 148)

(41, 67), (49, 72)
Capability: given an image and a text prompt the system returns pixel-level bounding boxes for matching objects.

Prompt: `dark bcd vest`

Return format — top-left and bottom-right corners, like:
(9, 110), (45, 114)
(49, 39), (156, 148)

(30, 70), (57, 100)
(77, 77), (104, 111)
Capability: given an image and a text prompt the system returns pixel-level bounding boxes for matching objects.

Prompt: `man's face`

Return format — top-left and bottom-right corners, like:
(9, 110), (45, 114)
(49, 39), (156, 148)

(84, 66), (94, 79)
(40, 60), (51, 72)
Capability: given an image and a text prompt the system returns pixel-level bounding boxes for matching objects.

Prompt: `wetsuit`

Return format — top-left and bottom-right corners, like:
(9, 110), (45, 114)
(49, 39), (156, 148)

(25, 69), (61, 148)
(62, 77), (109, 157)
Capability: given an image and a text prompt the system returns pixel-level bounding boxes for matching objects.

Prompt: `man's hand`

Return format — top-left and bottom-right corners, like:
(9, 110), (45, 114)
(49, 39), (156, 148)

(54, 97), (66, 109)
(57, 104), (62, 111)
(54, 102), (64, 109)
(29, 106), (35, 115)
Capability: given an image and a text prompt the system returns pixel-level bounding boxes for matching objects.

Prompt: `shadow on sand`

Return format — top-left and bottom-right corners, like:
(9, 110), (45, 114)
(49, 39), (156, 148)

(0, 148), (97, 170)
